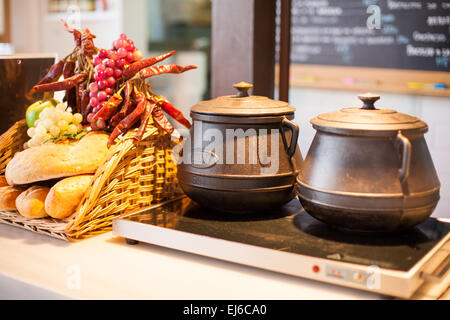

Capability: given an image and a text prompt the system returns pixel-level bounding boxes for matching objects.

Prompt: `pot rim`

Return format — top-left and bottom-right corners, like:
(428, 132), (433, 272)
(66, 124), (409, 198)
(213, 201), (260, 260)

(190, 112), (295, 124)
(311, 122), (429, 136)
(296, 177), (441, 199)
(298, 195), (439, 213)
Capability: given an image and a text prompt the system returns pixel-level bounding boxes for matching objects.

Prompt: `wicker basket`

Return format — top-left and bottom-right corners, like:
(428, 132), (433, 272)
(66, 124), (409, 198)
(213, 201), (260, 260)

(0, 119), (180, 241)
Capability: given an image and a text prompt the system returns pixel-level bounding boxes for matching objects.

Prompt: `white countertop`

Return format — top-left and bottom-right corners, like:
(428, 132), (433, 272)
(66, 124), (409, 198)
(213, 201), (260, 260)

(0, 223), (385, 300)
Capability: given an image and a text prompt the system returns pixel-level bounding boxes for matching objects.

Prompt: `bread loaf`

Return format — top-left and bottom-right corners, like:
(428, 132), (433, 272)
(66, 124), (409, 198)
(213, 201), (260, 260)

(5, 132), (109, 185)
(0, 176), (8, 187)
(45, 175), (93, 219)
(0, 186), (26, 211)
(16, 186), (50, 218)
(0, 176), (9, 187)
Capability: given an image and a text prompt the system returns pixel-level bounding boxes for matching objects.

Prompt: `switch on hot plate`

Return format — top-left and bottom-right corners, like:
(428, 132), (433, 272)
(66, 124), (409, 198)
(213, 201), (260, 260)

(326, 266), (345, 279)
(353, 272), (363, 283)
(331, 269), (343, 278)
(326, 265), (368, 285)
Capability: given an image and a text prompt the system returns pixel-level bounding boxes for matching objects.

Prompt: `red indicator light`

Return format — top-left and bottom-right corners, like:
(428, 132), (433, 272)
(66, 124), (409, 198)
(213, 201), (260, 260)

(312, 265), (320, 273)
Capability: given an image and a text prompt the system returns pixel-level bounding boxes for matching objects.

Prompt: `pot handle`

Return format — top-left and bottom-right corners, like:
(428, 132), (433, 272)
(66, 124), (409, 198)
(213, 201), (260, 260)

(281, 117), (299, 158)
(396, 131), (412, 183)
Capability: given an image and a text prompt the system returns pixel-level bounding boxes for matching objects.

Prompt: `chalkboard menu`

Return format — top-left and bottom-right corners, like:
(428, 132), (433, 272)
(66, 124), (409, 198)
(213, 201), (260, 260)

(287, 0), (450, 72)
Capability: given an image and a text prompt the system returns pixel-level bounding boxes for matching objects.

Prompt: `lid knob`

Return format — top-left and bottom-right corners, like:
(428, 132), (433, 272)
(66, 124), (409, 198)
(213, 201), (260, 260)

(358, 93), (380, 110)
(233, 82), (253, 98)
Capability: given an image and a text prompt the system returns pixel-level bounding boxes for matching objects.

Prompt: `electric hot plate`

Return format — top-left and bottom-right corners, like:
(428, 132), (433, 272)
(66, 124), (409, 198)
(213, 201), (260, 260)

(112, 196), (450, 299)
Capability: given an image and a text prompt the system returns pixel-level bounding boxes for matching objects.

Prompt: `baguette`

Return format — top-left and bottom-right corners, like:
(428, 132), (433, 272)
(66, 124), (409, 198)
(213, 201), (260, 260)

(5, 132), (109, 185)
(0, 186), (26, 211)
(16, 186), (50, 218)
(45, 175), (93, 219)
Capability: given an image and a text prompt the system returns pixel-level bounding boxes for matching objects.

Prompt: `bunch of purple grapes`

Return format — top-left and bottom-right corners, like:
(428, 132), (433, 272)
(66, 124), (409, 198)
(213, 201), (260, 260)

(87, 33), (144, 129)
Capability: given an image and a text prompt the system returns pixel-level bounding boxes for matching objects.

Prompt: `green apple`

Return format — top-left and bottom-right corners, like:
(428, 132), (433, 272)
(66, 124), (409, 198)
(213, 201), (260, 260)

(25, 99), (59, 128)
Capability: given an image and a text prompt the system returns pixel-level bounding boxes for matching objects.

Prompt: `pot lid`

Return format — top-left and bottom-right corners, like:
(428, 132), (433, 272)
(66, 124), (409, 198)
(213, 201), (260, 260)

(311, 93), (428, 133)
(191, 82), (296, 117)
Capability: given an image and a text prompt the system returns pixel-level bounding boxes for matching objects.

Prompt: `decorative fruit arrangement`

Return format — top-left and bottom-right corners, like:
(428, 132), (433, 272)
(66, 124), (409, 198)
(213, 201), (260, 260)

(28, 20), (196, 148)
(25, 101), (85, 148)
(88, 34), (143, 123)
(25, 98), (59, 128)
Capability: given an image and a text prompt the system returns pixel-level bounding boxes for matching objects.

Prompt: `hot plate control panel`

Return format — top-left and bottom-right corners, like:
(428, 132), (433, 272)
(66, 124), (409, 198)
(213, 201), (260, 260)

(324, 264), (379, 289)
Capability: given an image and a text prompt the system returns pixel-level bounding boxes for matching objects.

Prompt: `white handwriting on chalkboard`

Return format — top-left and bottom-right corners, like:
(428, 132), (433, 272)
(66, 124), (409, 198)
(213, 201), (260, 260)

(413, 31), (447, 42)
(367, 5), (381, 29)
(435, 48), (450, 57)
(293, 0), (328, 8)
(366, 36), (395, 45)
(316, 6), (342, 16)
(427, 16), (450, 25)
(387, 1), (422, 10)
(427, 2), (438, 10)
(406, 45), (435, 57)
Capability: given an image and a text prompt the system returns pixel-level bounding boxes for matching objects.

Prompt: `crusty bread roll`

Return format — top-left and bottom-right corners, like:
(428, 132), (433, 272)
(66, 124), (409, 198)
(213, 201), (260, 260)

(45, 175), (93, 219)
(5, 132), (109, 185)
(0, 176), (9, 187)
(0, 186), (26, 210)
(16, 186), (50, 218)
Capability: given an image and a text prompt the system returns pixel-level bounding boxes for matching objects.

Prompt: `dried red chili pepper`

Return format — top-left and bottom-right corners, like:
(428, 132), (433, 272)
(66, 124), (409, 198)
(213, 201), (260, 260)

(109, 81), (134, 127)
(81, 28), (97, 57)
(119, 81), (133, 117)
(80, 88), (90, 120)
(159, 98), (191, 128)
(63, 61), (76, 78)
(63, 61), (77, 110)
(108, 92), (146, 147)
(30, 73), (87, 94)
(71, 86), (79, 113)
(152, 104), (175, 135)
(139, 64), (197, 79)
(134, 101), (155, 142)
(109, 113), (121, 128)
(110, 103), (136, 128)
(61, 19), (81, 47)
(35, 60), (64, 86)
(92, 92), (123, 121)
(122, 50), (176, 81)
(73, 83), (87, 115)
(66, 88), (77, 110)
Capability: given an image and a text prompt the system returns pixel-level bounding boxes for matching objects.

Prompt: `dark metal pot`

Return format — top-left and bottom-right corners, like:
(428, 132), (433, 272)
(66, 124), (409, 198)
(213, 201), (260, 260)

(296, 93), (440, 232)
(177, 82), (303, 213)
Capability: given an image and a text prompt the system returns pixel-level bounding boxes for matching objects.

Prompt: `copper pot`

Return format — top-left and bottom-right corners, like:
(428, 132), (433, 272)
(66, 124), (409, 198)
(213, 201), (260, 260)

(296, 93), (440, 232)
(177, 82), (303, 213)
